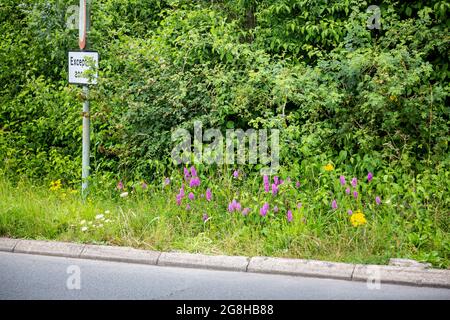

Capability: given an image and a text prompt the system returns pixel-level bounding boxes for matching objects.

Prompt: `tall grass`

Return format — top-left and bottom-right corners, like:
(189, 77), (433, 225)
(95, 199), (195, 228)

(0, 168), (448, 268)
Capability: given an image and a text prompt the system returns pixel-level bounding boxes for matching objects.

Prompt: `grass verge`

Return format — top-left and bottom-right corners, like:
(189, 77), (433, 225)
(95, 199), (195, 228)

(0, 169), (448, 268)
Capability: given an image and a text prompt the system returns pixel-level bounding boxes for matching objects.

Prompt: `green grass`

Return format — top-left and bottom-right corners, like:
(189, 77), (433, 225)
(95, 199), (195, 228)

(0, 170), (448, 268)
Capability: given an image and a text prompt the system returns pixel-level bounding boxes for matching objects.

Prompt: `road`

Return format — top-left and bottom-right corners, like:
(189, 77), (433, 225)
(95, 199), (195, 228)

(0, 252), (449, 300)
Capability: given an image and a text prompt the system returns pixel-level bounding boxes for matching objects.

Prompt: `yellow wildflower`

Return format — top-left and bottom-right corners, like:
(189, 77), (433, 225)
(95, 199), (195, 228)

(350, 210), (367, 227)
(49, 179), (62, 191)
(324, 163), (334, 171)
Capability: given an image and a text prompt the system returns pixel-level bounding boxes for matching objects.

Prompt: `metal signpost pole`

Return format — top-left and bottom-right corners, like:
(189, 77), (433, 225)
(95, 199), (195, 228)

(80, 0), (89, 197)
(82, 85), (90, 197)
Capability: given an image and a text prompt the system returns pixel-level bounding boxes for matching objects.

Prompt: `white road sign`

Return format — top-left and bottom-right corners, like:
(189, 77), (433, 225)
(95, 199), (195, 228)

(68, 51), (98, 85)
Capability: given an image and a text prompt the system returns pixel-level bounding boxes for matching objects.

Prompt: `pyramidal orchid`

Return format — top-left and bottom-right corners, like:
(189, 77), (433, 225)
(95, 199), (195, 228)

(179, 185), (185, 197)
(287, 210), (293, 222)
(189, 176), (200, 188)
(184, 167), (190, 180)
(263, 175), (270, 192)
(332, 199), (338, 210)
(260, 202), (269, 217)
(228, 199), (242, 213)
(271, 183), (278, 196)
(376, 196), (381, 205)
(273, 176), (279, 185)
(176, 194), (183, 206)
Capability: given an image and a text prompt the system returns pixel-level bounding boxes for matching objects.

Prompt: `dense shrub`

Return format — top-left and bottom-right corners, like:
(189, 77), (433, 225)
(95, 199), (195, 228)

(0, 0), (448, 183)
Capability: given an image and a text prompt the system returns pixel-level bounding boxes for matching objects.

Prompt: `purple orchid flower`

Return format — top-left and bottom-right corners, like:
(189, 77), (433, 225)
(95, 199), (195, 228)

(260, 202), (269, 217)
(189, 177), (201, 188)
(228, 199), (242, 213)
(271, 183), (278, 196)
(376, 196), (381, 205)
(273, 176), (279, 185)
(287, 210), (293, 222)
(206, 188), (212, 201)
(263, 175), (270, 192)
(184, 167), (190, 180)
(176, 194), (183, 206)
(332, 199), (338, 210)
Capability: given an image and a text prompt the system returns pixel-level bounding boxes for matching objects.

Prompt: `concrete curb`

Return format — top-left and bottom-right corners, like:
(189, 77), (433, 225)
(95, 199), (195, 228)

(247, 256), (355, 280)
(158, 252), (249, 272)
(13, 239), (85, 258)
(1, 238), (449, 289)
(0, 237), (19, 252)
(81, 244), (160, 265)
(352, 265), (450, 289)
